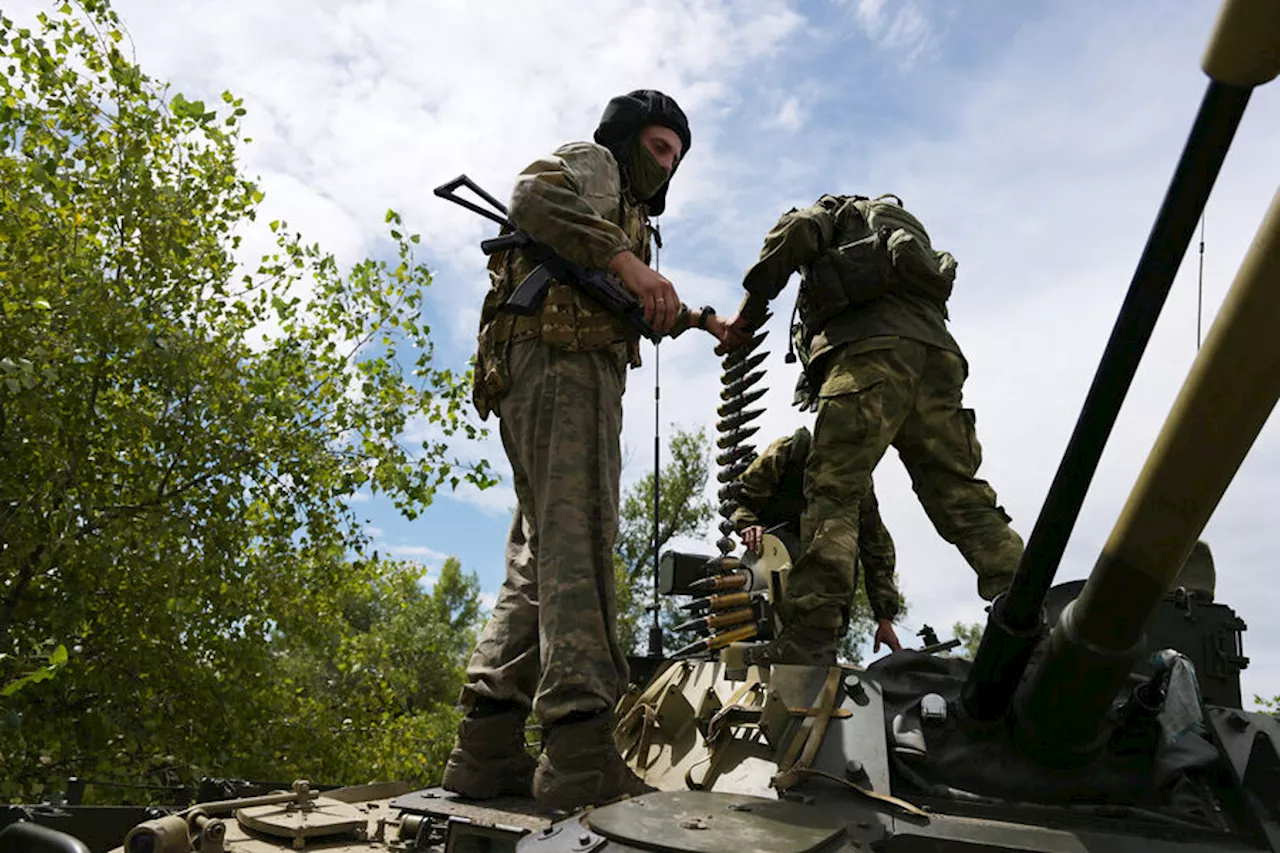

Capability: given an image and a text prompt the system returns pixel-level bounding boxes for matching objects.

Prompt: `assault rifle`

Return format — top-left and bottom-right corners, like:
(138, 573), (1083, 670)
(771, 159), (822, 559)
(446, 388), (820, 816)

(433, 174), (661, 342)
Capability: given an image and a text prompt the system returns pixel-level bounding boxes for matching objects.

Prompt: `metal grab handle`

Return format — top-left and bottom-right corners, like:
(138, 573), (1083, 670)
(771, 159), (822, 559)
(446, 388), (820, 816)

(0, 822), (91, 853)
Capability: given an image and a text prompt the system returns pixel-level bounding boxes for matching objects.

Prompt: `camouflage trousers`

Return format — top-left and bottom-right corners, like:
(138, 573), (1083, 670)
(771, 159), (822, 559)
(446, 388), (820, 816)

(788, 336), (1024, 629)
(458, 339), (631, 726)
(854, 487), (901, 622)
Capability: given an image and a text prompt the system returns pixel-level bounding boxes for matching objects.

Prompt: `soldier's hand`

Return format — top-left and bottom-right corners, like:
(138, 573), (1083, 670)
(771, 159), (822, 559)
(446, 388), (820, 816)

(715, 312), (754, 355)
(609, 250), (680, 333)
(873, 618), (902, 654)
(704, 313), (729, 344)
(741, 525), (764, 555)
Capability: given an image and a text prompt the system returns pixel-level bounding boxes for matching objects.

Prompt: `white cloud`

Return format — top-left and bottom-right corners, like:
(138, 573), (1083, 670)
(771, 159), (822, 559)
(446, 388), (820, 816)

(773, 96), (803, 132)
(52, 0), (805, 310)
(381, 544), (451, 564)
(608, 4), (1280, 701)
(404, 411), (517, 517)
(12, 0), (1278, 705)
(814, 6), (1280, 695)
(850, 0), (936, 62)
(445, 479), (519, 518)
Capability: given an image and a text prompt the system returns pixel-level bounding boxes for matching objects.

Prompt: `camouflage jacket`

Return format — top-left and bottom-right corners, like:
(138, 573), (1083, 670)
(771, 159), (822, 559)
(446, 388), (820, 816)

(472, 141), (694, 420)
(729, 429), (901, 621)
(735, 196), (963, 397)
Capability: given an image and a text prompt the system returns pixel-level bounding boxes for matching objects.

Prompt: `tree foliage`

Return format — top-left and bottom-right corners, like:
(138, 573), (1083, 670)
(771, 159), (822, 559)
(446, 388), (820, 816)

(263, 556), (484, 789)
(611, 427), (912, 665)
(615, 427), (715, 655)
(951, 621), (984, 659)
(1, 1), (490, 801)
(837, 580), (907, 666)
(609, 427), (911, 660)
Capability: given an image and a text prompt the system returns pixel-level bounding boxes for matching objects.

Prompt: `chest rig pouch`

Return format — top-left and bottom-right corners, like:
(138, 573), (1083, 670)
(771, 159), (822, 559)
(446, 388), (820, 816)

(790, 193), (956, 373)
(795, 196), (894, 335)
(789, 197), (894, 398)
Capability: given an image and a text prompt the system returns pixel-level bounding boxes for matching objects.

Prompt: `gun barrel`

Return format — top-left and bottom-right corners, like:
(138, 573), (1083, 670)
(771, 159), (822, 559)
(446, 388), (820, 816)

(961, 75), (1256, 723)
(1013, 186), (1280, 763)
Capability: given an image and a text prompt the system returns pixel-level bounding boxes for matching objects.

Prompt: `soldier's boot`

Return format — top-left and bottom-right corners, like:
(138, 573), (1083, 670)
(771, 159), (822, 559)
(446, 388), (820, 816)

(978, 572), (1013, 601)
(741, 623), (841, 669)
(976, 561), (1019, 601)
(533, 711), (656, 812)
(441, 697), (536, 800)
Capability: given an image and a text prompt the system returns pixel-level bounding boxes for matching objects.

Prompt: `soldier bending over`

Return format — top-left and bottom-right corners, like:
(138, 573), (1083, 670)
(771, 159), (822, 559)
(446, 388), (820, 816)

(720, 192), (1025, 667)
(731, 426), (903, 655)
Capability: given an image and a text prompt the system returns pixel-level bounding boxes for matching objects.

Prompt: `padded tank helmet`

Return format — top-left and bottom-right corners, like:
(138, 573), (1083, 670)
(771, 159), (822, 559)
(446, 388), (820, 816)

(593, 89), (691, 216)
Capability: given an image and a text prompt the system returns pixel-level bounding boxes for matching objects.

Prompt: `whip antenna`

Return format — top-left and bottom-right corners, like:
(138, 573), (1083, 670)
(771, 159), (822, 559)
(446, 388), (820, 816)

(647, 221), (664, 659)
(1197, 211), (1206, 351)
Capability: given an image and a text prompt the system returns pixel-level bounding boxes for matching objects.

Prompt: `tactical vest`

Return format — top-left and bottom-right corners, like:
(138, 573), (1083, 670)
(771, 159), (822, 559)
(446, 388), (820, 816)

(501, 195), (650, 350)
(471, 188), (651, 421)
(791, 194), (958, 372)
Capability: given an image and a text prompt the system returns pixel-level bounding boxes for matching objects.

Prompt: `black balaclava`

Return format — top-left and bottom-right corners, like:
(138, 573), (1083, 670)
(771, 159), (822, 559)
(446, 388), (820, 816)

(593, 89), (691, 216)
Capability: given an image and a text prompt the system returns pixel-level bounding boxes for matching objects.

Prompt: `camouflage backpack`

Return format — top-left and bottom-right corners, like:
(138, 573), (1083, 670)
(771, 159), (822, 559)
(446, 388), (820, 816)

(789, 193), (958, 390)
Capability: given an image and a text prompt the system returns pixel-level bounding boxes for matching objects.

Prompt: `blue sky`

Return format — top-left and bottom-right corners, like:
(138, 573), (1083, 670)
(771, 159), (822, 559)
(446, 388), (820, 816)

(11, 0), (1278, 699)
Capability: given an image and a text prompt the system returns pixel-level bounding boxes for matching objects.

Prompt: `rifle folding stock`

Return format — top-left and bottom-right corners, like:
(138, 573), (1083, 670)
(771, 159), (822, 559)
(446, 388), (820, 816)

(434, 173), (661, 342)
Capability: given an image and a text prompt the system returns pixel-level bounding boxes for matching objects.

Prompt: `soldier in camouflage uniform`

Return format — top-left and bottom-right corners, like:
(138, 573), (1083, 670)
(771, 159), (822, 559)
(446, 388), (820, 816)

(720, 193), (1025, 666)
(442, 90), (729, 812)
(731, 426), (903, 654)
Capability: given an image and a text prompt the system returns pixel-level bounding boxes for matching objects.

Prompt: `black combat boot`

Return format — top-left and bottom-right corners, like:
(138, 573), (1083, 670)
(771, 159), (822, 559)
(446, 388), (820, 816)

(442, 697), (536, 799)
(533, 711), (656, 812)
(741, 622), (840, 668)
